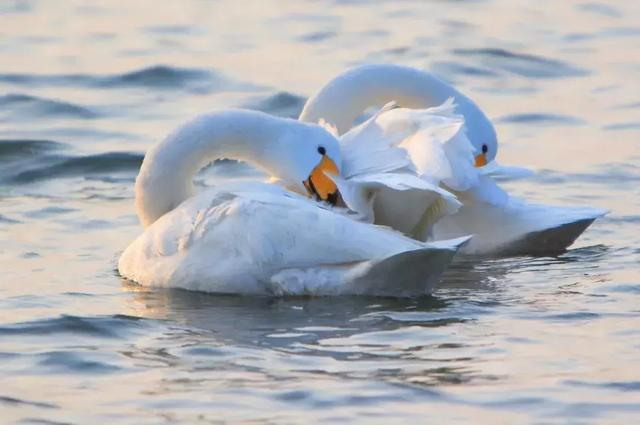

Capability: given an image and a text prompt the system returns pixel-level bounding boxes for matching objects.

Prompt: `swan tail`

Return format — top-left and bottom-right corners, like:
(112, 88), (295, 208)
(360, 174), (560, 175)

(268, 236), (471, 297)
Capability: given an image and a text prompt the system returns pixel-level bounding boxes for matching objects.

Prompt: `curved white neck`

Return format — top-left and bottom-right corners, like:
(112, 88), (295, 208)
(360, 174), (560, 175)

(135, 110), (292, 227)
(300, 64), (493, 140)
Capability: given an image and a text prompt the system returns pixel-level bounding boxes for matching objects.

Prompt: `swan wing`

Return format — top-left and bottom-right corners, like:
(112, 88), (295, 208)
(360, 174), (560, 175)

(340, 100), (480, 189)
(270, 235), (471, 297)
(339, 101), (416, 178)
(119, 182), (469, 296)
(330, 171), (460, 228)
(433, 197), (606, 255)
(457, 174), (510, 207)
(335, 100), (482, 238)
(383, 100), (479, 191)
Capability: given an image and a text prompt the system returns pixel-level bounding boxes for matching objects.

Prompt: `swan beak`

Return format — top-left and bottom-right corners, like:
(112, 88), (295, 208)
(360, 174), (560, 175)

(474, 153), (488, 167)
(304, 156), (339, 205)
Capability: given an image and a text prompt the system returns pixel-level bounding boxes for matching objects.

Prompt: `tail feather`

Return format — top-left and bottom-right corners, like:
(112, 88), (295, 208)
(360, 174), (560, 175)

(269, 236), (471, 297)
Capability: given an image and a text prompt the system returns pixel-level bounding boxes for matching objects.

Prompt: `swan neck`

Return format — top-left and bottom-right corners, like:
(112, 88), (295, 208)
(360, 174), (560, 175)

(135, 111), (284, 227)
(300, 65), (456, 134)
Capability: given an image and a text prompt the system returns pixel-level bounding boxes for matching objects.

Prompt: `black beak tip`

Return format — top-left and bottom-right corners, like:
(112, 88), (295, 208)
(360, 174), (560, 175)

(326, 191), (339, 206)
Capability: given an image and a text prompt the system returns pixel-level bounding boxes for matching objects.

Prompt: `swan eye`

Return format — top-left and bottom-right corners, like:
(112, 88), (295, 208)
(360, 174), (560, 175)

(482, 144), (488, 154)
(317, 146), (326, 155)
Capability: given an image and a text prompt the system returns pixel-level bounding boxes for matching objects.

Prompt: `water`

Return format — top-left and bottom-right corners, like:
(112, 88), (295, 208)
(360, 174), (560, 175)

(1, 0), (639, 423)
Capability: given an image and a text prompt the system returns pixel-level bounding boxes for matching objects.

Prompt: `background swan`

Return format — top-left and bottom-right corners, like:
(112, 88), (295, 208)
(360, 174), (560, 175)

(300, 64), (605, 255)
(119, 110), (470, 296)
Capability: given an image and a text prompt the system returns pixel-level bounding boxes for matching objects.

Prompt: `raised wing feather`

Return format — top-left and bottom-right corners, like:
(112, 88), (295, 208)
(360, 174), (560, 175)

(330, 171), (460, 223)
(339, 99), (480, 190)
(339, 101), (415, 178)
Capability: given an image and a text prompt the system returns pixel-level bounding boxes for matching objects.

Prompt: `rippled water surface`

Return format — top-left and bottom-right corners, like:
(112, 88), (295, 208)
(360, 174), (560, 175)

(2, 0), (640, 423)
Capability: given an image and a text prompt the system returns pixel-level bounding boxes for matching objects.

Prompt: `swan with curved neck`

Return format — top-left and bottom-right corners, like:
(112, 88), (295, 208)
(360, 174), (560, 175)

(119, 109), (470, 295)
(135, 110), (341, 227)
(300, 63), (497, 166)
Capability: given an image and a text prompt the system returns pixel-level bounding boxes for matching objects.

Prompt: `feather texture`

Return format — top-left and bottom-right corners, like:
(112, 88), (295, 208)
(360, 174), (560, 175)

(119, 183), (469, 295)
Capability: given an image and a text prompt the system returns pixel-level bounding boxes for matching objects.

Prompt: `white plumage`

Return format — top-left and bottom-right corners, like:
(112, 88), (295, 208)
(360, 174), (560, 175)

(119, 183), (469, 296)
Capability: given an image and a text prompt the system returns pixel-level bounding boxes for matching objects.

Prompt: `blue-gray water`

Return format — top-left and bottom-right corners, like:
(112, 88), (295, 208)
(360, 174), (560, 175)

(1, 0), (639, 423)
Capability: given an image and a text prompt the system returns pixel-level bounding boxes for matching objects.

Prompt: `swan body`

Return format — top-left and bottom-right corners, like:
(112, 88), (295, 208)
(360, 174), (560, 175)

(300, 65), (605, 255)
(119, 110), (470, 296)
(432, 194), (605, 255)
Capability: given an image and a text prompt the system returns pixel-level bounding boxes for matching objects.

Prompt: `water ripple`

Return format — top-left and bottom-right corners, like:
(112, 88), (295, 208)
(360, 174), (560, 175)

(453, 48), (589, 78)
(101, 65), (213, 89)
(431, 61), (499, 79)
(496, 113), (584, 126)
(0, 214), (21, 224)
(37, 350), (123, 374)
(535, 164), (640, 185)
(0, 395), (58, 409)
(0, 94), (98, 120)
(565, 379), (640, 392)
(0, 65), (259, 93)
(578, 2), (622, 18)
(297, 31), (336, 43)
(603, 122), (640, 131)
(0, 315), (147, 339)
(7, 151), (143, 184)
(0, 139), (66, 161)
(246, 91), (307, 118)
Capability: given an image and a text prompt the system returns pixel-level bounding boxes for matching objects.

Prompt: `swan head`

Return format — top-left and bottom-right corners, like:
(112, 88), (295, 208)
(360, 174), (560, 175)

(471, 123), (497, 168)
(276, 122), (342, 205)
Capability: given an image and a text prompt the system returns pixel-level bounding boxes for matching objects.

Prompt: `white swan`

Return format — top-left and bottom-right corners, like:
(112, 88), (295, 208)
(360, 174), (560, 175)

(118, 110), (470, 296)
(300, 64), (605, 255)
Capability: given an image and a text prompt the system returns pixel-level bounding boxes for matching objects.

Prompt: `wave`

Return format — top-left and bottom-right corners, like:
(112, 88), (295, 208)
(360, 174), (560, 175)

(0, 314), (148, 338)
(496, 113), (584, 126)
(603, 122), (640, 131)
(0, 93), (98, 119)
(535, 164), (640, 185)
(8, 151), (144, 184)
(245, 91), (306, 118)
(452, 48), (589, 79)
(36, 350), (123, 374)
(0, 140), (249, 185)
(0, 214), (21, 224)
(565, 379), (640, 392)
(99, 65), (214, 89)
(430, 61), (499, 79)
(297, 31), (336, 43)
(0, 395), (58, 410)
(0, 65), (260, 92)
(578, 3), (621, 18)
(0, 139), (66, 161)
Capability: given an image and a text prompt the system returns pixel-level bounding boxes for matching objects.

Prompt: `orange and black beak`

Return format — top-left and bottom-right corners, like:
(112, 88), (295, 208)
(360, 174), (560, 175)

(474, 152), (487, 167)
(475, 144), (489, 167)
(303, 155), (339, 205)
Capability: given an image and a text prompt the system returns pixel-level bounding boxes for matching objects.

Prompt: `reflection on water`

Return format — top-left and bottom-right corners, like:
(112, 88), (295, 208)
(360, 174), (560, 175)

(1, 0), (640, 423)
